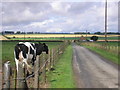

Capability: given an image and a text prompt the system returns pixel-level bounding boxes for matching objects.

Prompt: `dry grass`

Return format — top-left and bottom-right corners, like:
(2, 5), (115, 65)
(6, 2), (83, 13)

(5, 34), (120, 38)
(0, 35), (8, 40)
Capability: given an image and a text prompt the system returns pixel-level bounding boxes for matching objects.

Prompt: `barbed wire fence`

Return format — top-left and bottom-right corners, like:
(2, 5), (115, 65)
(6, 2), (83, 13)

(2, 41), (69, 89)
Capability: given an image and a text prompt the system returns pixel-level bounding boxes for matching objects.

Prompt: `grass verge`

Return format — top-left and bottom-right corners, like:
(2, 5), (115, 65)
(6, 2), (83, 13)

(47, 45), (76, 88)
(85, 46), (119, 65)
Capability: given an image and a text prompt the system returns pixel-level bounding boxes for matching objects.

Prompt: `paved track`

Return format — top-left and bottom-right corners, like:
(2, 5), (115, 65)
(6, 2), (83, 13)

(72, 43), (119, 88)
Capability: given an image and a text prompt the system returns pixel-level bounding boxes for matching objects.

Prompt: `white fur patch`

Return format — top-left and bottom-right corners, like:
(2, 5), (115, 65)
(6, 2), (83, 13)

(19, 51), (23, 61)
(15, 42), (36, 73)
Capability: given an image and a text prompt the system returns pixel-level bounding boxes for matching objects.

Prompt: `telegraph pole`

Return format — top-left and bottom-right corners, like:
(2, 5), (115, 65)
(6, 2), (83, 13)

(86, 30), (87, 40)
(105, 0), (107, 42)
(24, 30), (25, 41)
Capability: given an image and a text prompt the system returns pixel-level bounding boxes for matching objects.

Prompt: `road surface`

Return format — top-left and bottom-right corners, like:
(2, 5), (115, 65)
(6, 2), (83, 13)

(0, 62), (2, 89)
(72, 43), (119, 88)
(0, 69), (2, 89)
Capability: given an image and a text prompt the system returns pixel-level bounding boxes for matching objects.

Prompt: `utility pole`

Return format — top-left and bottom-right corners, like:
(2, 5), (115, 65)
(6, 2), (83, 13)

(24, 29), (25, 41)
(105, 0), (107, 42)
(86, 30), (87, 40)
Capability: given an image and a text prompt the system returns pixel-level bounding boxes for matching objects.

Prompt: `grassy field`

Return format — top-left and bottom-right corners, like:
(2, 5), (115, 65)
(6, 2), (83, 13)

(80, 42), (119, 65)
(3, 34), (120, 41)
(1, 41), (63, 66)
(10, 37), (80, 40)
(5, 34), (120, 38)
(6, 37), (119, 41)
(95, 41), (119, 46)
(86, 36), (119, 40)
(47, 45), (76, 88)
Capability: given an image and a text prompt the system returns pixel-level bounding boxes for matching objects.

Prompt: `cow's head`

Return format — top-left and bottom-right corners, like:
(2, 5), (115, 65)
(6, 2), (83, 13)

(36, 43), (49, 55)
(42, 43), (49, 54)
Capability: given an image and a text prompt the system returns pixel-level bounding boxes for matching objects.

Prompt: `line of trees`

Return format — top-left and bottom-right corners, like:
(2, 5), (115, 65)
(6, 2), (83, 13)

(1, 31), (120, 35)
(74, 32), (90, 34)
(74, 32), (120, 35)
(1, 31), (72, 34)
(94, 32), (120, 35)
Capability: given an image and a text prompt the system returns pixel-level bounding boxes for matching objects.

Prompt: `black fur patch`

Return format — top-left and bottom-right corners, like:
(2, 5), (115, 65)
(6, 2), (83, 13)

(14, 44), (28, 59)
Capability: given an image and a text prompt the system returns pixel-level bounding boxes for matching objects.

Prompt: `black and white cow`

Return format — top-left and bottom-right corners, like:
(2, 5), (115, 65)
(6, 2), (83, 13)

(14, 42), (48, 74)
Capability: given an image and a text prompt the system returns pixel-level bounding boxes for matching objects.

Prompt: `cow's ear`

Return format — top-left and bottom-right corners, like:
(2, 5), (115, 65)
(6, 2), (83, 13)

(43, 43), (47, 46)
(43, 43), (45, 45)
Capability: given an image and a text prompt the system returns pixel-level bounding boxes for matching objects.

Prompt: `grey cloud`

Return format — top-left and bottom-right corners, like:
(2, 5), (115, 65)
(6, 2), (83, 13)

(68, 2), (95, 14)
(2, 2), (52, 26)
(1, 1), (118, 33)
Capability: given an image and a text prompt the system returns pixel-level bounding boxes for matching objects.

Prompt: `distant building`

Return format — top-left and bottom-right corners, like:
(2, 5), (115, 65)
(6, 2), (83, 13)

(80, 35), (86, 41)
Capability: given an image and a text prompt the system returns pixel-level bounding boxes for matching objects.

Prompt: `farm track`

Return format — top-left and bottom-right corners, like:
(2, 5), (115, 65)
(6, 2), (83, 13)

(0, 68), (2, 89)
(72, 43), (119, 88)
(0, 59), (2, 89)
(0, 70), (2, 89)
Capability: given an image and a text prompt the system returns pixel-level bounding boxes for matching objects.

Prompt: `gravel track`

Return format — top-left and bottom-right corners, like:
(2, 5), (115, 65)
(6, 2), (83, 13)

(72, 43), (119, 88)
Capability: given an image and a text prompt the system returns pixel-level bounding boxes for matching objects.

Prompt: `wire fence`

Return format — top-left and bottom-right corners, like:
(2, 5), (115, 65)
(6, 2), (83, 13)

(2, 41), (69, 89)
(79, 42), (119, 55)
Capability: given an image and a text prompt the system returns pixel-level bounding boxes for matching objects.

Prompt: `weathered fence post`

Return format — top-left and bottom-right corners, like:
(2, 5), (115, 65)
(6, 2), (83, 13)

(14, 68), (17, 89)
(3, 61), (11, 89)
(17, 62), (28, 89)
(52, 48), (55, 66)
(51, 49), (54, 68)
(42, 54), (46, 84)
(48, 50), (51, 71)
(34, 55), (40, 88)
(44, 60), (47, 84)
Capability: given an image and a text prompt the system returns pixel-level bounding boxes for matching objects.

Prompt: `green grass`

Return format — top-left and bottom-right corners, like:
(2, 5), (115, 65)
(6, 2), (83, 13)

(85, 46), (119, 65)
(2, 42), (18, 64)
(86, 36), (119, 40)
(47, 45), (76, 88)
(8, 36), (119, 41)
(10, 37), (80, 40)
(95, 41), (119, 46)
(1, 41), (63, 66)
(98, 37), (119, 40)
(79, 42), (119, 64)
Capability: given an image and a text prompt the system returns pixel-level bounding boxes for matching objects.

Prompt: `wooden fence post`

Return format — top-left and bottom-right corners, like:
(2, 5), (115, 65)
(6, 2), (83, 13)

(34, 55), (40, 88)
(51, 49), (54, 68)
(53, 48), (56, 66)
(57, 47), (59, 59)
(48, 50), (51, 71)
(45, 60), (47, 84)
(42, 54), (46, 84)
(17, 62), (28, 88)
(3, 61), (11, 89)
(108, 46), (110, 50)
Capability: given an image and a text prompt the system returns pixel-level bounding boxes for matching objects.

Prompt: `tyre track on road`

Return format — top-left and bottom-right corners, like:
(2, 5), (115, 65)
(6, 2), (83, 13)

(72, 43), (119, 88)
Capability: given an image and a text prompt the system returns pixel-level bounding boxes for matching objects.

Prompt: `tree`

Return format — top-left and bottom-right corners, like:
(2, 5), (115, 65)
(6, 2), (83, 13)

(91, 36), (98, 41)
(16, 31), (21, 34)
(94, 32), (101, 35)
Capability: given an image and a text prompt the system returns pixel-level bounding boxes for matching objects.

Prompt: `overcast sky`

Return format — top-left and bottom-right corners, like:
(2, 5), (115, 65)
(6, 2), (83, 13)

(0, 0), (119, 33)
